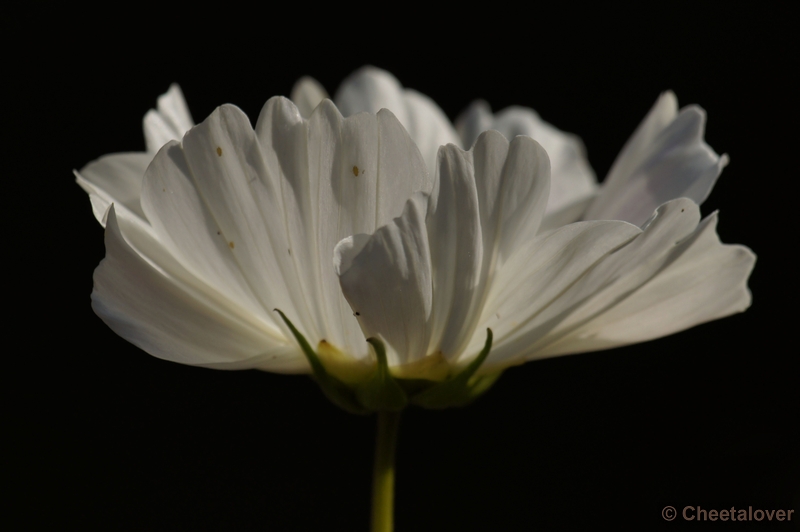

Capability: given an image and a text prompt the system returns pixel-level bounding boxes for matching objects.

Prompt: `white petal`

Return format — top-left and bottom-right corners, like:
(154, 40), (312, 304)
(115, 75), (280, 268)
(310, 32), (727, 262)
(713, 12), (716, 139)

(480, 134), (551, 262)
(93, 206), (304, 371)
(177, 103), (320, 343)
(75, 152), (151, 226)
(599, 91), (678, 189)
(539, 193), (597, 233)
(140, 138), (280, 335)
(454, 99), (494, 150)
(426, 144), (483, 359)
(144, 84), (194, 153)
(334, 66), (408, 122)
(290, 76), (329, 118)
(78, 151), (272, 341)
(335, 193), (433, 366)
(424, 134), (550, 363)
(333, 66), (461, 175)
(400, 89), (463, 178)
(585, 91), (727, 226)
(536, 210), (755, 357)
(481, 198), (753, 365)
(474, 219), (642, 368)
(255, 96), (328, 345)
(456, 100), (598, 218)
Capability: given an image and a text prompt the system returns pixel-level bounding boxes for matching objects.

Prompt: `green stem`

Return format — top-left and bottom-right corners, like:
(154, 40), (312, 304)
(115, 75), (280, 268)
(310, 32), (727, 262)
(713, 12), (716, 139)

(371, 410), (401, 532)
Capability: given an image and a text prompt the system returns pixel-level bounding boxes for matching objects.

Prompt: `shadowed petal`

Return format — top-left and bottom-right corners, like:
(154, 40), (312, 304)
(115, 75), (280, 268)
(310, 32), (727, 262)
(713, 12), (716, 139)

(333, 66), (461, 175)
(290, 76), (329, 118)
(144, 84), (194, 153)
(457, 100), (598, 222)
(585, 92), (727, 226)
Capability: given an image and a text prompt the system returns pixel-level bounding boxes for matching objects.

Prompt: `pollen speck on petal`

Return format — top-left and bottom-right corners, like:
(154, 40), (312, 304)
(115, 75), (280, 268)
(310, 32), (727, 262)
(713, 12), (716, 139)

(353, 165), (359, 176)
(229, 241), (235, 249)
(216, 147), (222, 156)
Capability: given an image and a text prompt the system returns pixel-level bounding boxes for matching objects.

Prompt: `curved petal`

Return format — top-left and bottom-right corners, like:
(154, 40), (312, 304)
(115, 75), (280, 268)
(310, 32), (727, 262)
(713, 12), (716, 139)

(335, 193), (433, 367)
(426, 144), (483, 359)
(144, 84), (194, 153)
(535, 211), (755, 357)
(290, 76), (329, 118)
(479, 133), (551, 263)
(93, 206), (305, 372)
(481, 198), (754, 366)
(456, 100), (598, 219)
(75, 152), (152, 227)
(141, 138), (281, 333)
(176, 103), (318, 343)
(79, 150), (281, 348)
(333, 66), (461, 175)
(585, 91), (727, 226)
(471, 219), (642, 368)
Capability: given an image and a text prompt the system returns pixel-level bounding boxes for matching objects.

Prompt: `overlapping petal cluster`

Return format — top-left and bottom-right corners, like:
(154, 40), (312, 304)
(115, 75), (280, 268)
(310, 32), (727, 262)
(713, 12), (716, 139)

(77, 68), (754, 403)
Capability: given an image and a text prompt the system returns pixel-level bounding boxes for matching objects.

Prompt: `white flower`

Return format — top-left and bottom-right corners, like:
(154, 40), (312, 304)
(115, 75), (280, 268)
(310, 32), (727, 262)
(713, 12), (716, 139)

(78, 72), (754, 410)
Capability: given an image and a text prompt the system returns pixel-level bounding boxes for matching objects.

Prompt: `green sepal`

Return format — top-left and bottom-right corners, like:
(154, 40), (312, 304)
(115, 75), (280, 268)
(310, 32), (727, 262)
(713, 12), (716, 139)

(466, 370), (503, 398)
(411, 328), (498, 409)
(274, 309), (369, 415)
(355, 337), (408, 412)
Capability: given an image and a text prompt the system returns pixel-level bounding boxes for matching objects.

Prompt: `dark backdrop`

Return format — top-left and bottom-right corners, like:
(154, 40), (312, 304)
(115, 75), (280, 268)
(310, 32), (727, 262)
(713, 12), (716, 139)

(7, 6), (797, 531)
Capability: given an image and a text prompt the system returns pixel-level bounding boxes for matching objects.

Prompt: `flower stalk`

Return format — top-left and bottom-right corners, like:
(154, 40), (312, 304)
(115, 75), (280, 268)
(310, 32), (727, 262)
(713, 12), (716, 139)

(372, 410), (401, 532)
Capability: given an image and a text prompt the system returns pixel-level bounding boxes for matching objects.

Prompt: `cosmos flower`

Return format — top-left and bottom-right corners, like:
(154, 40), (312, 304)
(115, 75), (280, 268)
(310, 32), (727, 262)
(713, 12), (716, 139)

(77, 71), (754, 411)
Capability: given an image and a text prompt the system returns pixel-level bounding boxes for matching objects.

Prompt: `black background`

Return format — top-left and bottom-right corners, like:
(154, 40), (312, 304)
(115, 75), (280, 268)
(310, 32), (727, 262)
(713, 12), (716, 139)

(7, 6), (797, 531)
